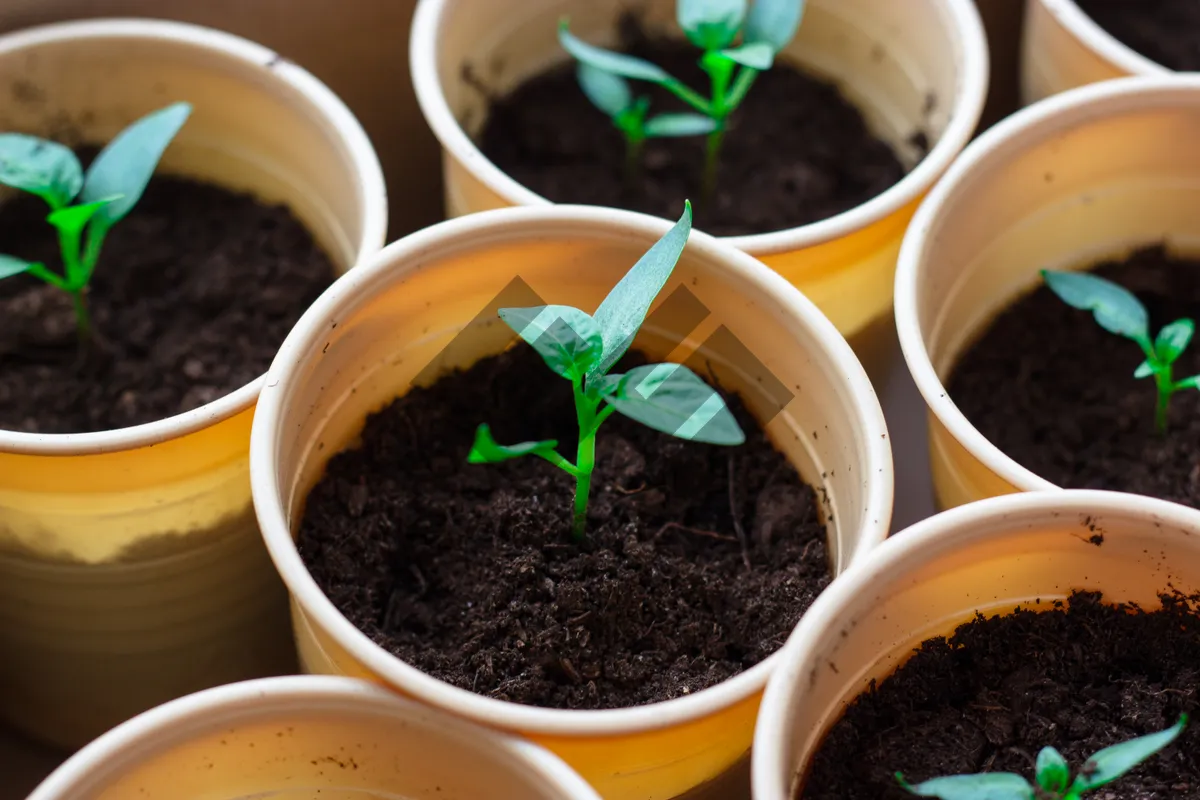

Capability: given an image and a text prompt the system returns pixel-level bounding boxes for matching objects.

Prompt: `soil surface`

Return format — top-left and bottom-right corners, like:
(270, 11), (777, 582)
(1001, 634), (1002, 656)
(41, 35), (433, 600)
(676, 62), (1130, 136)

(476, 18), (909, 237)
(1076, 0), (1200, 71)
(298, 346), (830, 709)
(0, 173), (335, 433)
(948, 246), (1200, 507)
(802, 591), (1200, 799)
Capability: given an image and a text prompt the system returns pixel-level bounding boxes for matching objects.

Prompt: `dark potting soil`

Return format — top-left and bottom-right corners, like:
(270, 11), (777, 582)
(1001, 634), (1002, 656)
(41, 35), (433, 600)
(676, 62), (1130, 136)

(948, 246), (1200, 507)
(475, 18), (909, 237)
(801, 592), (1200, 799)
(298, 346), (830, 709)
(0, 174), (336, 433)
(1075, 0), (1200, 71)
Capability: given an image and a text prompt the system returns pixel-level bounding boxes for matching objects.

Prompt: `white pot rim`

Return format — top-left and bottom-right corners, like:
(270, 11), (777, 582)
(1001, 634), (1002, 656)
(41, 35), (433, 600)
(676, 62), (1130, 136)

(751, 488), (1200, 800)
(0, 17), (388, 457)
(895, 74), (1200, 494)
(408, 0), (989, 256)
(1039, 0), (1171, 77)
(251, 202), (893, 737)
(28, 675), (601, 800)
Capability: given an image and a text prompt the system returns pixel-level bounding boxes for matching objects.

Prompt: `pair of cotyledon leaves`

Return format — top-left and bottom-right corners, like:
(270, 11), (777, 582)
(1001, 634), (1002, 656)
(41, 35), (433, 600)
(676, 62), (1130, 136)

(0, 102), (191, 288)
(900, 714), (1187, 800)
(469, 202), (744, 467)
(560, 0), (805, 139)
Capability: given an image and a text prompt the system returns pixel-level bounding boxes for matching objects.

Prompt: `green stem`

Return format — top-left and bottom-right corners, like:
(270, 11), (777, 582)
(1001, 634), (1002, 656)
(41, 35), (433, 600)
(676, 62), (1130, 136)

(725, 67), (760, 113)
(572, 431), (595, 540)
(702, 127), (726, 203)
(624, 133), (645, 189)
(661, 79), (712, 115)
(1155, 367), (1174, 435)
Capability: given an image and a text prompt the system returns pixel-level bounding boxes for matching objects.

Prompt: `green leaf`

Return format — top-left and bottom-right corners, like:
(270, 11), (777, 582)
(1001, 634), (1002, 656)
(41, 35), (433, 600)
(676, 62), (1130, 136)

(1155, 319), (1194, 365)
(720, 41), (776, 70)
(678, 0), (747, 50)
(467, 424), (559, 464)
(498, 304), (603, 381)
(0, 253), (35, 280)
(1176, 374), (1200, 391)
(559, 22), (674, 85)
(81, 102), (191, 226)
(1134, 359), (1156, 379)
(1041, 269), (1151, 350)
(644, 113), (719, 137)
(46, 195), (122, 236)
(744, 0), (806, 52)
(897, 772), (1035, 800)
(604, 363), (745, 445)
(0, 134), (83, 209)
(588, 201), (692, 379)
(1070, 715), (1188, 793)
(1034, 747), (1070, 794)
(578, 63), (634, 118)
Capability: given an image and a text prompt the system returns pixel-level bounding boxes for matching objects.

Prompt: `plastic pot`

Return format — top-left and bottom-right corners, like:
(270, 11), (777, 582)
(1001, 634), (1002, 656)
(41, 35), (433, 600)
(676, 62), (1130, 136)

(895, 75), (1200, 511)
(28, 675), (602, 799)
(1021, 0), (1170, 106)
(752, 489), (1200, 799)
(409, 0), (988, 377)
(0, 18), (387, 749)
(250, 204), (894, 800)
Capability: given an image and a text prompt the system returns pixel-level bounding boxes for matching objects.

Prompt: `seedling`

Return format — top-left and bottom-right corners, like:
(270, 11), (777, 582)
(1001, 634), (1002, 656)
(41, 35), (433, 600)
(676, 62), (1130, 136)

(0, 102), (192, 341)
(559, 0), (805, 198)
(1042, 269), (1200, 434)
(896, 714), (1187, 800)
(468, 201), (745, 539)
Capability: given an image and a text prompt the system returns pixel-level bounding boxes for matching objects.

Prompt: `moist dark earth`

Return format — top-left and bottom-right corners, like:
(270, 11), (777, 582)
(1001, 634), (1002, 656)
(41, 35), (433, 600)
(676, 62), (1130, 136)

(948, 246), (1200, 507)
(1076, 0), (1200, 71)
(0, 174), (336, 433)
(298, 346), (831, 709)
(476, 18), (909, 237)
(801, 592), (1200, 799)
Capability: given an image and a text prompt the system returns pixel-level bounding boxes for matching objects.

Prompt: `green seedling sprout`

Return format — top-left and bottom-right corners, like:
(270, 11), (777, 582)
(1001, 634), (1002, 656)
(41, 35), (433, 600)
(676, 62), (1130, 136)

(1042, 269), (1200, 434)
(468, 201), (745, 540)
(896, 714), (1187, 800)
(559, 0), (805, 198)
(0, 102), (192, 342)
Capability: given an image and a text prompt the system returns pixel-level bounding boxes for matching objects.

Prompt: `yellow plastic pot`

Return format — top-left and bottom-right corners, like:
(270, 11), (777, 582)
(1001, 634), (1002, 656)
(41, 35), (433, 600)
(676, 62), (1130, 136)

(0, 19), (387, 749)
(1021, 0), (1171, 106)
(409, 0), (988, 377)
(250, 205), (894, 800)
(752, 489), (1200, 799)
(28, 676), (602, 800)
(895, 75), (1200, 511)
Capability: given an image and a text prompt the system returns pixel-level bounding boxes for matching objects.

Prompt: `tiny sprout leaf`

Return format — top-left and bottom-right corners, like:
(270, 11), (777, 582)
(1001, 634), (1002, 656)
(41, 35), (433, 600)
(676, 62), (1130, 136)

(0, 134), (83, 209)
(1070, 715), (1188, 793)
(559, 22), (674, 85)
(720, 41), (776, 70)
(0, 253), (35, 280)
(678, 0), (748, 50)
(81, 102), (191, 226)
(577, 63), (634, 118)
(1176, 375), (1200, 391)
(468, 424), (559, 464)
(896, 772), (1034, 800)
(46, 195), (123, 236)
(744, 0), (806, 52)
(1034, 747), (1070, 794)
(644, 113), (720, 137)
(498, 305), (602, 381)
(1155, 319), (1195, 365)
(604, 363), (745, 445)
(1041, 269), (1151, 349)
(588, 201), (692, 380)
(1134, 359), (1156, 380)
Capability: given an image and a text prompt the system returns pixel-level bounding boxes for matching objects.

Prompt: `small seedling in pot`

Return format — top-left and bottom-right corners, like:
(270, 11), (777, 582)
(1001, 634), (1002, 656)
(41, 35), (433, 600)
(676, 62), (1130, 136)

(1042, 269), (1200, 434)
(897, 714), (1187, 800)
(469, 201), (745, 540)
(559, 0), (805, 198)
(0, 102), (192, 342)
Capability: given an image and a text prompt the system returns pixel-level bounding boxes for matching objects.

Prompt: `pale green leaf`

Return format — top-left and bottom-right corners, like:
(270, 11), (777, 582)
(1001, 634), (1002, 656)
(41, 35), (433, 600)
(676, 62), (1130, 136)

(588, 201), (692, 379)
(1155, 319), (1194, 365)
(81, 102), (191, 225)
(720, 41), (775, 70)
(678, 0), (747, 50)
(559, 22), (674, 85)
(604, 363), (744, 445)
(744, 0), (806, 52)
(467, 424), (559, 464)
(1134, 359), (1156, 379)
(0, 253), (35, 280)
(644, 113), (719, 138)
(498, 304), (602, 381)
(0, 134), (82, 208)
(1034, 747), (1069, 794)
(897, 772), (1034, 800)
(1041, 269), (1151, 350)
(578, 63), (633, 118)
(1176, 375), (1200, 391)
(1070, 715), (1188, 793)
